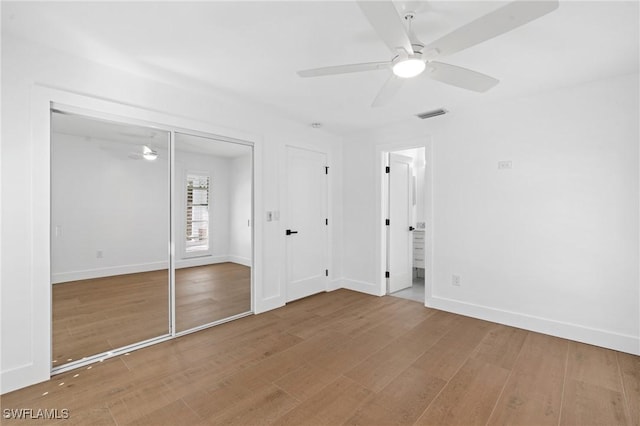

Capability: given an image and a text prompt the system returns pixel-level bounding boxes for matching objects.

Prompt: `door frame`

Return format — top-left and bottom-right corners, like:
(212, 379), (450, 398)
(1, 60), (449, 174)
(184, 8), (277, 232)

(386, 152), (415, 294)
(376, 138), (433, 305)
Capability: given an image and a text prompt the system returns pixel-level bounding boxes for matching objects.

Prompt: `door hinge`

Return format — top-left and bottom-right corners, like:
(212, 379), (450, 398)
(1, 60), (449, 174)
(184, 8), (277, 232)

(325, 218), (328, 225)
(385, 271), (390, 278)
(325, 166), (329, 175)
(385, 219), (390, 226)
(325, 269), (329, 277)
(385, 166), (390, 173)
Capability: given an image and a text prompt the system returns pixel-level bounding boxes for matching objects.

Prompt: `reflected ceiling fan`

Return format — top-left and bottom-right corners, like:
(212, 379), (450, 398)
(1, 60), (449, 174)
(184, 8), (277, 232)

(297, 0), (559, 106)
(127, 145), (158, 161)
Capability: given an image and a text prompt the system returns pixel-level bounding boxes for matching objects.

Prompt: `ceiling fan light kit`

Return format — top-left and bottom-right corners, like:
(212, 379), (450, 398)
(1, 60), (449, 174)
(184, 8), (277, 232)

(297, 0), (559, 107)
(392, 55), (425, 78)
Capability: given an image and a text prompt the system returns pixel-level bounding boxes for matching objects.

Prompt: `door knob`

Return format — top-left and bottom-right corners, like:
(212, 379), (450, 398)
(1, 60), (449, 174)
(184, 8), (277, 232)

(286, 229), (299, 236)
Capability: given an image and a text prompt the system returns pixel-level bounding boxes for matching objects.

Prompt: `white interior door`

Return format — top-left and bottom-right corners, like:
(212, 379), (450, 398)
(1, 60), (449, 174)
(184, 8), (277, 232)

(285, 146), (328, 302)
(388, 153), (413, 293)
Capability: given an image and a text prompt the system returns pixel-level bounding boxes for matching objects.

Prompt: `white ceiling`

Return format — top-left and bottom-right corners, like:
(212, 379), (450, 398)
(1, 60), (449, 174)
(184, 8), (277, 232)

(4, 1), (639, 136)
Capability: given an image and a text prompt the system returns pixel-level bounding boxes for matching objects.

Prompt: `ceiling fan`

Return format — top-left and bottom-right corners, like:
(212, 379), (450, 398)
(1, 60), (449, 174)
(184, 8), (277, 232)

(297, 0), (559, 107)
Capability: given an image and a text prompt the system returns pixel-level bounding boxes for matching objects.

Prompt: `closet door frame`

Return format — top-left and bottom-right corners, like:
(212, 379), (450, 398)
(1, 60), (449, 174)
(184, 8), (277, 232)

(42, 91), (257, 376)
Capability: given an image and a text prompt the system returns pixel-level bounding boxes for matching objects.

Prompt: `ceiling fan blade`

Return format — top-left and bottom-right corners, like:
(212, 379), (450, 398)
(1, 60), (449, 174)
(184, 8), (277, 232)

(357, 1), (414, 54)
(423, 0), (559, 59)
(372, 74), (405, 107)
(298, 61), (391, 78)
(426, 61), (499, 92)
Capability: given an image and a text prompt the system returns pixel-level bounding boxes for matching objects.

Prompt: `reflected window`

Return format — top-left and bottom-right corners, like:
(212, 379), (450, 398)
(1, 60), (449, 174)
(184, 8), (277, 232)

(186, 173), (210, 253)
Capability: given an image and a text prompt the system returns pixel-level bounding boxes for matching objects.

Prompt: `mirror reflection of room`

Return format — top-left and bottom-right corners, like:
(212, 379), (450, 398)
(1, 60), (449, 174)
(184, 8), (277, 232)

(174, 133), (252, 332)
(50, 112), (170, 368)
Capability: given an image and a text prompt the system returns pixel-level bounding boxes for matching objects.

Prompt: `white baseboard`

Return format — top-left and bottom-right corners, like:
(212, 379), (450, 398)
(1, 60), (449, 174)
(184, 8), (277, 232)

(51, 261), (168, 284)
(1, 363), (49, 395)
(175, 255), (229, 269)
(427, 295), (640, 356)
(227, 255), (252, 267)
(254, 295), (285, 314)
(342, 278), (384, 296)
(327, 278), (342, 292)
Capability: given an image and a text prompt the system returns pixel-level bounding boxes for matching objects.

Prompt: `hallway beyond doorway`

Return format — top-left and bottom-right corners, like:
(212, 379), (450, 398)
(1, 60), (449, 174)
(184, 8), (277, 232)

(390, 277), (425, 303)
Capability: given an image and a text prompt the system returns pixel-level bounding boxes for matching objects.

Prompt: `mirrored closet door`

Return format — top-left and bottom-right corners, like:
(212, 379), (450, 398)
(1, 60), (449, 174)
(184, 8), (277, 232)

(51, 111), (170, 368)
(174, 132), (252, 332)
(51, 111), (254, 371)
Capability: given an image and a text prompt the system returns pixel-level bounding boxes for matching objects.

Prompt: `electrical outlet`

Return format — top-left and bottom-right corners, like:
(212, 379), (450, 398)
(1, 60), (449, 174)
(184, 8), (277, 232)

(96, 250), (103, 259)
(498, 160), (513, 170)
(452, 274), (461, 286)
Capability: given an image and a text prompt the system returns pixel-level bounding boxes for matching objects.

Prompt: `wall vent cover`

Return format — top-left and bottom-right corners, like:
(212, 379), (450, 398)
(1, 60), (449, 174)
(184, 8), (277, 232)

(416, 108), (448, 119)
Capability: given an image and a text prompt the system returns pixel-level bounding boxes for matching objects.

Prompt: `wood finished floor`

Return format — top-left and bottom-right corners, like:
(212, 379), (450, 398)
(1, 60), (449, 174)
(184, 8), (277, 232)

(52, 263), (251, 366)
(5, 289), (638, 425)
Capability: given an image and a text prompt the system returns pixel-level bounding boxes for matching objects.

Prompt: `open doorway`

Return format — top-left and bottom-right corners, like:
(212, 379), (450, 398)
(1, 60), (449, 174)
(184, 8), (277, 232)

(384, 147), (426, 303)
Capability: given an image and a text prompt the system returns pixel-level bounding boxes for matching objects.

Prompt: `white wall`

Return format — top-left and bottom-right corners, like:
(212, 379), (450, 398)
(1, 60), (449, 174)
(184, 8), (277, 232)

(0, 35), (344, 393)
(229, 154), (252, 265)
(344, 73), (639, 355)
(51, 133), (170, 282)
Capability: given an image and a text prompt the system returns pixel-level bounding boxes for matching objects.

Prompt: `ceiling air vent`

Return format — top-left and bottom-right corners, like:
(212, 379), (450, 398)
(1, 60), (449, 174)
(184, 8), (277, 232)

(416, 109), (448, 120)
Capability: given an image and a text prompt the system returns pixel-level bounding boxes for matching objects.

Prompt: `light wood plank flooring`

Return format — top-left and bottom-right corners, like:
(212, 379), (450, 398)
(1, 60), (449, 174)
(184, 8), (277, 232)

(52, 263), (251, 366)
(5, 290), (638, 425)
(176, 263), (251, 332)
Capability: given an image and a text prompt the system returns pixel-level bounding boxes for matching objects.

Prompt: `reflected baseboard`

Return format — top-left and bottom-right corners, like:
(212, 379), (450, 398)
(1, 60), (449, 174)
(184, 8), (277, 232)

(51, 261), (168, 284)
(176, 255), (250, 269)
(227, 255), (251, 267)
(176, 255), (230, 269)
(52, 255), (253, 283)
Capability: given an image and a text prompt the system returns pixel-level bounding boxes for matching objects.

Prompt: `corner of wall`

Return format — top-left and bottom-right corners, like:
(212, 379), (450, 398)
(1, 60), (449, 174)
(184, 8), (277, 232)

(342, 278), (385, 296)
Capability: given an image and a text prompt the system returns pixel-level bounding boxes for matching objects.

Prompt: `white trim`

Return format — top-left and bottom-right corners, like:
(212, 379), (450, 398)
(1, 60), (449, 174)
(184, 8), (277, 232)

(327, 278), (342, 292)
(254, 295), (285, 314)
(342, 278), (384, 296)
(427, 296), (640, 356)
(2, 86), (55, 394)
(251, 138), (264, 314)
(169, 130), (176, 336)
